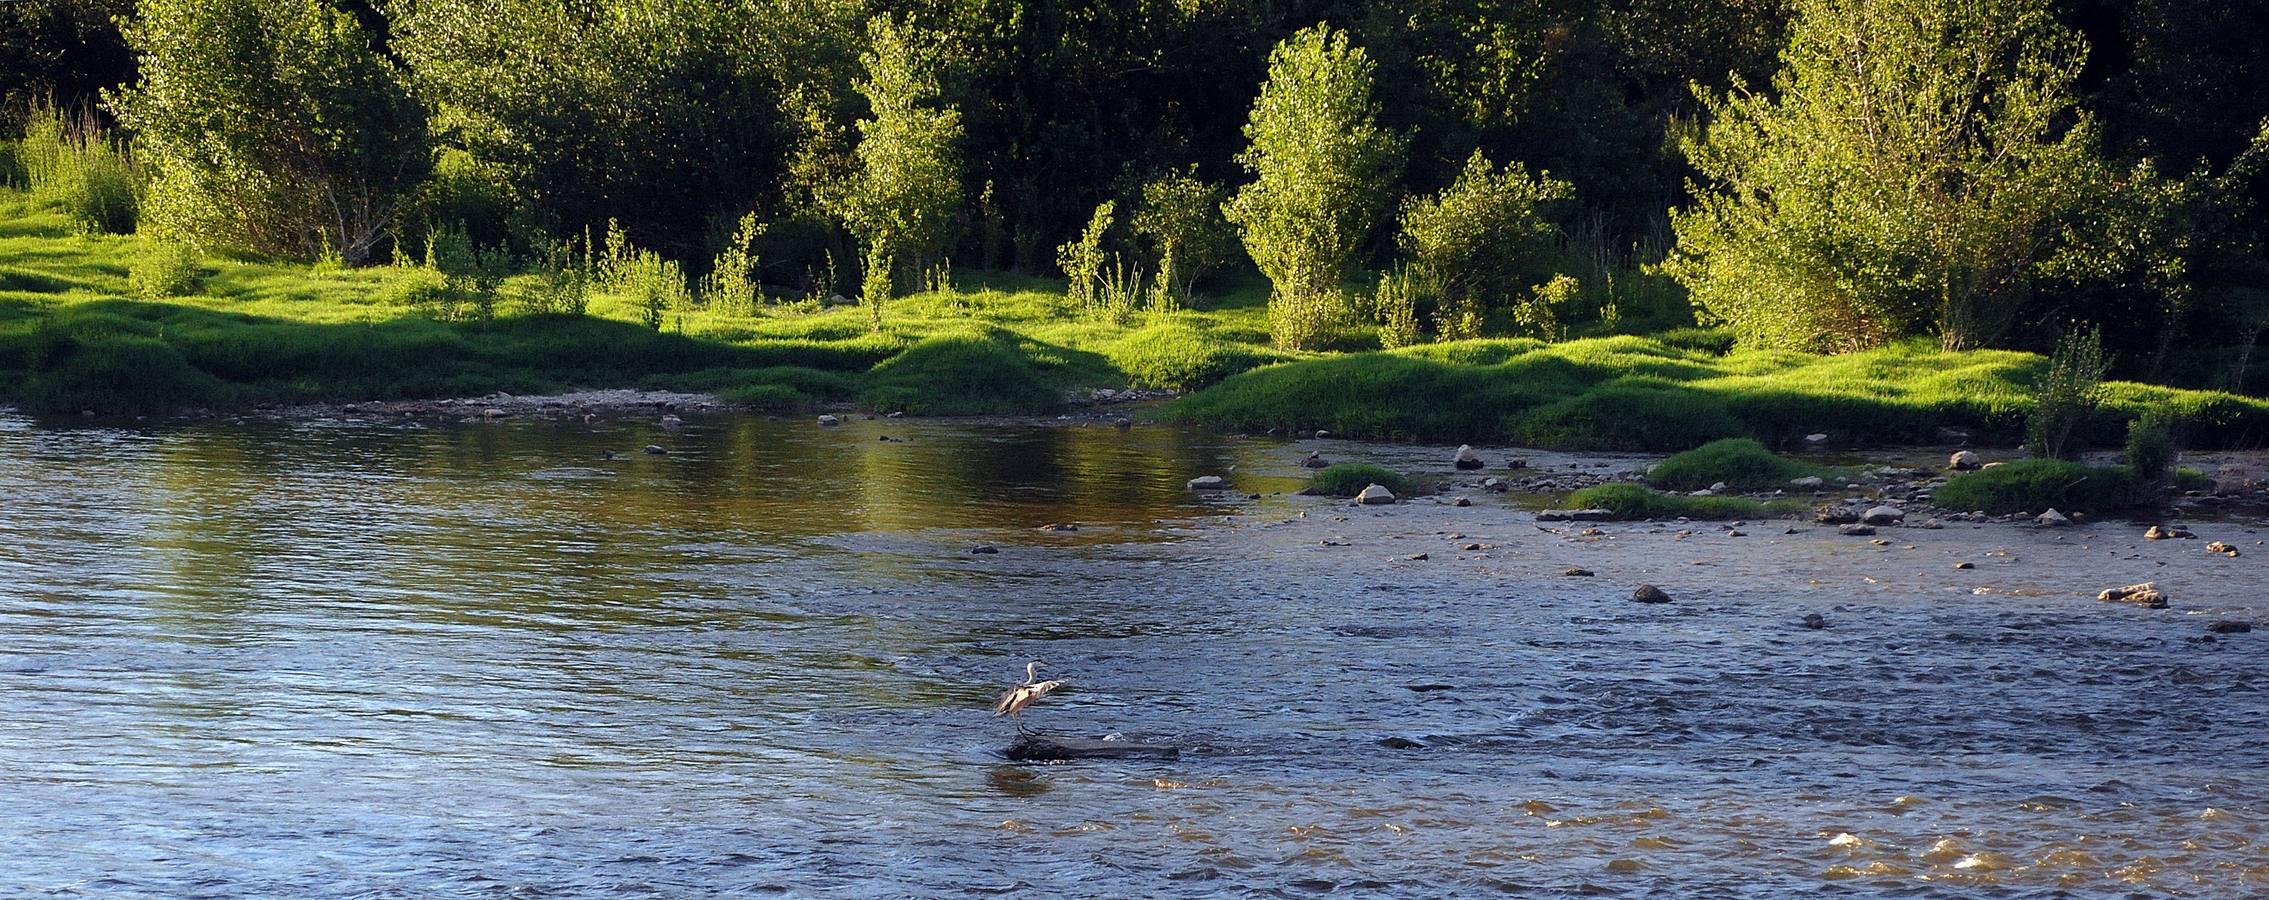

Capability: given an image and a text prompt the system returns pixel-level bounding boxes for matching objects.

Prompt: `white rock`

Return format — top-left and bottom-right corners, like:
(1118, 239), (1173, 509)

(1790, 476), (1824, 488)
(1690, 489), (1715, 497)
(1453, 444), (1484, 470)
(2036, 508), (2071, 527)
(1187, 475), (1227, 491)
(1804, 433), (1829, 444)
(1949, 450), (1982, 470)
(1356, 484), (1397, 505)
(1862, 505), (1905, 525)
(1708, 481), (1729, 493)
(816, 414), (841, 427)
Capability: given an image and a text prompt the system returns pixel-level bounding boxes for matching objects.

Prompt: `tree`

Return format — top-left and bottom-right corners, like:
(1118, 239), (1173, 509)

(0, 0), (135, 111)
(1132, 168), (1233, 306)
(1397, 150), (1572, 315)
(837, 15), (962, 291)
(1225, 24), (1403, 351)
(393, 0), (787, 258)
(113, 0), (429, 264)
(1664, 0), (2142, 352)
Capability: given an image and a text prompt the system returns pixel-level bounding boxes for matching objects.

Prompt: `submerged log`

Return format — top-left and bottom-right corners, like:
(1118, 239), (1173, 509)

(1004, 734), (1181, 761)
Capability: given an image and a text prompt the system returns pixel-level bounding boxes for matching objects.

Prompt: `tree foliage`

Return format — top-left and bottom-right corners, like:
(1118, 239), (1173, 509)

(1665, 0), (2157, 352)
(1225, 24), (1403, 351)
(1397, 150), (1572, 312)
(838, 15), (963, 281)
(114, 0), (429, 263)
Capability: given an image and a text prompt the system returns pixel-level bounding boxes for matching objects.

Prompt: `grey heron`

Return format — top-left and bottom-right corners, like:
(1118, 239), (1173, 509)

(992, 661), (1064, 734)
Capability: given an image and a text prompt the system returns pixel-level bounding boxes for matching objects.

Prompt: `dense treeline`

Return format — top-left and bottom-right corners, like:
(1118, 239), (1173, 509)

(3, 0), (2265, 386)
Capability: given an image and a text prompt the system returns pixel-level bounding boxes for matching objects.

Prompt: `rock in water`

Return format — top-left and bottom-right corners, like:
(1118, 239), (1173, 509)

(1187, 475), (1227, 491)
(642, 444), (668, 455)
(1564, 567), (1595, 577)
(1949, 450), (1983, 470)
(1538, 508), (1613, 522)
(1302, 451), (1329, 469)
(1482, 478), (1510, 493)
(1632, 584), (1672, 604)
(2035, 509), (2071, 527)
(1862, 505), (1905, 526)
(816, 414), (841, 427)
(1801, 613), (1828, 629)
(1837, 524), (1876, 536)
(2145, 525), (2194, 540)
(1816, 505), (1861, 525)
(1356, 484), (1397, 505)
(1005, 734), (1180, 761)
(2098, 582), (2168, 609)
(1454, 445), (1485, 470)
(2207, 541), (2241, 557)
(1453, 497), (1472, 507)
(1789, 476), (1825, 489)
(2208, 621), (2252, 634)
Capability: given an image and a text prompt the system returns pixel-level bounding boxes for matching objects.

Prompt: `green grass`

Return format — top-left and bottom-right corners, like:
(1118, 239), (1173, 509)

(1933, 459), (2139, 515)
(1566, 483), (1790, 520)
(1647, 438), (1846, 491)
(1304, 463), (1422, 498)
(1172, 334), (2269, 450)
(0, 188), (1286, 415)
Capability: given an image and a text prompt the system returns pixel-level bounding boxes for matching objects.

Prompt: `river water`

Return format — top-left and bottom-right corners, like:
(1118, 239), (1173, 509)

(2, 411), (2264, 897)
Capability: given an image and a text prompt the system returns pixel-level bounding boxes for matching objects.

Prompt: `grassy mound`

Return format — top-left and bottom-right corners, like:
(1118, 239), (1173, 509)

(1933, 459), (2138, 515)
(1648, 438), (1844, 491)
(1107, 321), (1281, 392)
(1173, 336), (2269, 450)
(857, 331), (1062, 415)
(1304, 463), (1421, 498)
(1566, 483), (1779, 520)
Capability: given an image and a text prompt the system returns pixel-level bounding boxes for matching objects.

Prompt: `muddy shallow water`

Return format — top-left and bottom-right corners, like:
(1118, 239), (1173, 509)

(2, 411), (2264, 897)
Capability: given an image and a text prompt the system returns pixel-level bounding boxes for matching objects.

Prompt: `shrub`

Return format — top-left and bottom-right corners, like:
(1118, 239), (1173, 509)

(2027, 326), (2108, 460)
(1566, 483), (1770, 520)
(1398, 150), (1571, 316)
(129, 242), (201, 298)
(1648, 438), (1843, 491)
(1934, 459), (2136, 514)
(858, 332), (1060, 415)
(1058, 200), (1114, 309)
(2125, 406), (2176, 491)
(1305, 463), (1419, 498)
(1133, 168), (1234, 305)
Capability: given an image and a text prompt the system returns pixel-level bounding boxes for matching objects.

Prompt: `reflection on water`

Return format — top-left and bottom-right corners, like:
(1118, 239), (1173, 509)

(1, 411), (2264, 896)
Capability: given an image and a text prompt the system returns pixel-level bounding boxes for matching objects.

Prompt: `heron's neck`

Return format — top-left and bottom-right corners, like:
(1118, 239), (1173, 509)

(1024, 662), (1038, 684)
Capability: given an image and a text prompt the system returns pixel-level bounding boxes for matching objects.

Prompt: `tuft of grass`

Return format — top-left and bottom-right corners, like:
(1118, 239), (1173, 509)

(1107, 320), (1281, 391)
(130, 241), (201, 298)
(1304, 463), (1420, 498)
(1648, 438), (1845, 491)
(1566, 482), (1779, 520)
(1933, 459), (2137, 515)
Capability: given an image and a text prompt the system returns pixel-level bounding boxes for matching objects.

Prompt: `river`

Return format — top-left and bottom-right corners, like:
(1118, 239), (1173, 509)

(2, 410), (2264, 896)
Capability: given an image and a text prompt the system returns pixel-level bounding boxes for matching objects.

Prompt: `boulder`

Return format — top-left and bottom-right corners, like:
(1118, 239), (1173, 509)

(968, 545), (999, 555)
(2208, 621), (2253, 634)
(1953, 561), (1975, 569)
(2098, 582), (2168, 609)
(2035, 509), (2071, 528)
(1801, 613), (1828, 629)
(1789, 476), (1825, 489)
(816, 414), (841, 427)
(642, 444), (668, 455)
(1356, 484), (1397, 505)
(1949, 450), (1983, 471)
(2145, 525), (2194, 540)
(1815, 505), (1862, 525)
(1482, 478), (1510, 493)
(1302, 451), (1330, 469)
(1862, 505), (1906, 526)
(1187, 475), (1228, 491)
(2208, 541), (2241, 557)
(1838, 524), (1876, 536)
(1632, 584), (1672, 604)
(1454, 445), (1485, 470)
(1453, 497), (1472, 507)
(1709, 481), (1729, 492)
(1804, 433), (1830, 446)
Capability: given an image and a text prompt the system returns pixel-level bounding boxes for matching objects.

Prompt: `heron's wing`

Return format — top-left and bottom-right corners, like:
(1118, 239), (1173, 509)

(992, 686), (1019, 716)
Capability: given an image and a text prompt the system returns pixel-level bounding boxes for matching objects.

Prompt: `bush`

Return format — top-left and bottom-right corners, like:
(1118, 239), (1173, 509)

(858, 332), (1060, 415)
(1566, 483), (1772, 520)
(2027, 327), (2108, 460)
(1648, 438), (1843, 491)
(1934, 459), (2137, 515)
(1305, 463), (1420, 498)
(2125, 406), (2176, 489)
(130, 242), (201, 298)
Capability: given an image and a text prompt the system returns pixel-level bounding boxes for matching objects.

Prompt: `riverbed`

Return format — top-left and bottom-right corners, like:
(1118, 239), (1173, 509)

(2, 410), (2264, 896)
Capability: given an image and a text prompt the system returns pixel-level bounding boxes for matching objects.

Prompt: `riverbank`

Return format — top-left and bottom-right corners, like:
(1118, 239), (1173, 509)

(5, 190), (2266, 452)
